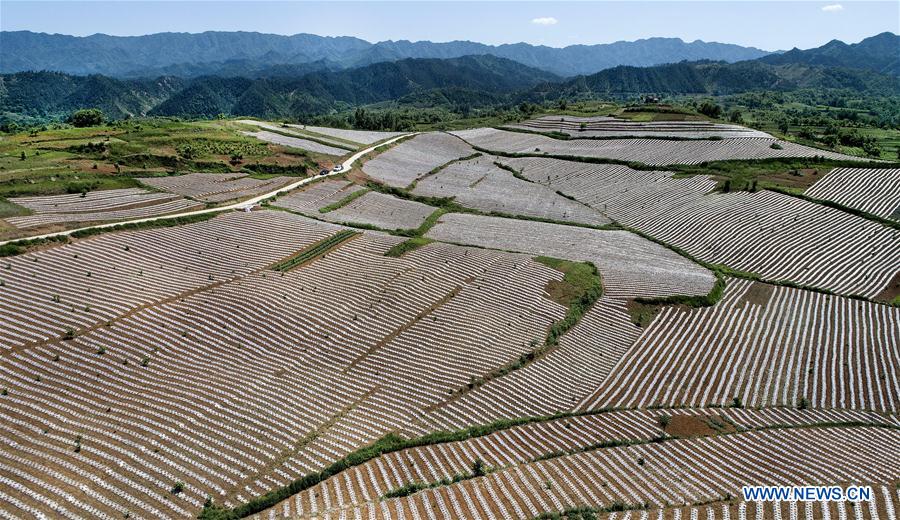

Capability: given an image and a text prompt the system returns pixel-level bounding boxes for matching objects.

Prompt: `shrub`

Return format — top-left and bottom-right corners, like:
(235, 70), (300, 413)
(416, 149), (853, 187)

(770, 142), (783, 150)
(171, 481), (185, 494)
(657, 414), (671, 428)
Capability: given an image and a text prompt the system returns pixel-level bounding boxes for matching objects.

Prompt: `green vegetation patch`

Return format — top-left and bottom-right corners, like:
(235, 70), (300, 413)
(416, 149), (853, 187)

(384, 237), (433, 258)
(271, 230), (358, 271)
(535, 256), (598, 308)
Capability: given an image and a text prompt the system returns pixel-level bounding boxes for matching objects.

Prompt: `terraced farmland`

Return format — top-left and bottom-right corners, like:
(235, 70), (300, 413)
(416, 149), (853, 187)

(254, 425), (899, 519)
(805, 167), (900, 220)
(140, 172), (295, 203)
(426, 212), (717, 298)
(361, 132), (474, 187)
(3, 188), (203, 229)
(497, 156), (717, 220)
(622, 189), (899, 297)
(1, 117), (897, 520)
(240, 130), (350, 156)
(508, 115), (773, 139)
(453, 128), (861, 165)
(411, 155), (610, 225)
(322, 191), (437, 231)
(582, 279), (900, 412)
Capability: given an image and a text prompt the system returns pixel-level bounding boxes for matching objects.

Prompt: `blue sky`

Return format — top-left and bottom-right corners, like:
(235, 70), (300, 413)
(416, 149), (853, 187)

(1, 1), (897, 51)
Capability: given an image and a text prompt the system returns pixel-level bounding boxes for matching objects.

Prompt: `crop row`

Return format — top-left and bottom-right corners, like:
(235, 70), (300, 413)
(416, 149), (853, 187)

(805, 168), (900, 221)
(241, 130), (349, 156)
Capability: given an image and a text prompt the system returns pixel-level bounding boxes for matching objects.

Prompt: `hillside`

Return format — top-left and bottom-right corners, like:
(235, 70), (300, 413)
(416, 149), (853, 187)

(0, 30), (771, 77)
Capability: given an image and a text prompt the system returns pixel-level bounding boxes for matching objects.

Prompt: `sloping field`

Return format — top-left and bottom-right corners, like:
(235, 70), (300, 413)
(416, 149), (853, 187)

(0, 211), (339, 349)
(323, 191), (436, 231)
(3, 188), (203, 229)
(497, 156), (717, 220)
(624, 189), (899, 297)
(272, 179), (365, 215)
(411, 156), (610, 225)
(240, 130), (349, 155)
(412, 296), (643, 432)
(254, 408), (897, 519)
(0, 215), (585, 517)
(594, 489), (900, 520)
(140, 172), (295, 203)
(581, 279), (900, 412)
(453, 128), (861, 165)
(805, 167), (900, 220)
(267, 426), (899, 519)
(509, 115), (773, 139)
(298, 125), (405, 146)
(362, 132), (474, 187)
(236, 120), (356, 149)
(426, 213), (716, 298)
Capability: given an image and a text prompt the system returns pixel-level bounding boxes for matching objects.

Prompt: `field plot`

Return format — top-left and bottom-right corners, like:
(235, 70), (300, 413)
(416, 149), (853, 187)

(362, 132), (474, 187)
(508, 115), (773, 139)
(453, 128), (862, 165)
(255, 408), (897, 519)
(295, 125), (405, 146)
(497, 156), (717, 220)
(0, 211), (338, 350)
(426, 213), (716, 298)
(240, 130), (349, 156)
(3, 188), (202, 229)
(581, 279), (900, 412)
(272, 179), (365, 215)
(0, 219), (583, 518)
(284, 426), (899, 520)
(411, 156), (610, 225)
(805, 167), (900, 220)
(413, 297), (643, 432)
(596, 488), (900, 520)
(140, 172), (295, 203)
(323, 191), (436, 231)
(235, 120), (358, 149)
(623, 189), (899, 297)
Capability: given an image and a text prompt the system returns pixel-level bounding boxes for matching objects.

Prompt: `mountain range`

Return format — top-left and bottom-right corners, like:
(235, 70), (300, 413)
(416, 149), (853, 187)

(0, 30), (773, 78)
(1, 32), (897, 124)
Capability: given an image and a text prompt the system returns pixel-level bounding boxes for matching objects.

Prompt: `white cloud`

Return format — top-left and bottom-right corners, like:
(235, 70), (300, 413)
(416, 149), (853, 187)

(821, 4), (844, 12)
(531, 17), (558, 26)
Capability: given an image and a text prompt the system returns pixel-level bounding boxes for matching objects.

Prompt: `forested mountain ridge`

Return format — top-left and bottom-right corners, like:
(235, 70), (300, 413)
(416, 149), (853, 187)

(758, 32), (899, 76)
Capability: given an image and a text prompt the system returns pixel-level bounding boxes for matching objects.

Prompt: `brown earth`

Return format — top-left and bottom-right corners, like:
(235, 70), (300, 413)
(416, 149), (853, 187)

(874, 272), (900, 304)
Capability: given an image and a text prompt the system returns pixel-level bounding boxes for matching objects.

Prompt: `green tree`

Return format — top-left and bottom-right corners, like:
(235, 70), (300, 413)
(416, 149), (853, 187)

(728, 110), (743, 124)
(697, 102), (722, 119)
(69, 109), (105, 128)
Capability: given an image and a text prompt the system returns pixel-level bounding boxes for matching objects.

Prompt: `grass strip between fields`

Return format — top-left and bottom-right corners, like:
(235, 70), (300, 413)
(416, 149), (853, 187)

(270, 230), (358, 272)
(317, 188), (369, 213)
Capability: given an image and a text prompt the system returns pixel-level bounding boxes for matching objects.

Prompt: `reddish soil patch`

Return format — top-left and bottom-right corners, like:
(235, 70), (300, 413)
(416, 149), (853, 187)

(739, 282), (775, 307)
(664, 415), (717, 437)
(763, 168), (823, 190)
(874, 272), (900, 304)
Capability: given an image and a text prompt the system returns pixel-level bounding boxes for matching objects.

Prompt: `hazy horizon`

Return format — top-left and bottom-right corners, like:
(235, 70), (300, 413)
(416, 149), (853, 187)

(2, 1), (898, 51)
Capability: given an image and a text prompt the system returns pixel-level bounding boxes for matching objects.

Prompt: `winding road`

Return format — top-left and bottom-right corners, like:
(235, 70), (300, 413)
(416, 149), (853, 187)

(0, 133), (414, 247)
